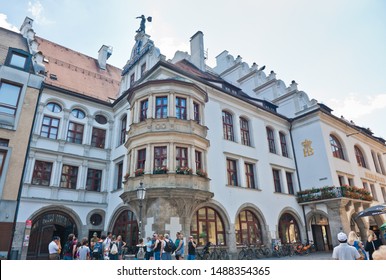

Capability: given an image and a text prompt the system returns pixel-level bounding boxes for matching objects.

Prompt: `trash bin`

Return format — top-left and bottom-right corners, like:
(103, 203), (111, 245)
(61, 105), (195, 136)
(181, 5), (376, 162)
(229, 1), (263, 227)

(9, 250), (19, 260)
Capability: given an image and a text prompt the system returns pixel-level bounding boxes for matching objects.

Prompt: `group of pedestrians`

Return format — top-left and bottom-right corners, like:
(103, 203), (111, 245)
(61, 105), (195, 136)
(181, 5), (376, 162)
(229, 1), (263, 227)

(139, 232), (196, 260)
(48, 231), (127, 260)
(332, 229), (386, 260)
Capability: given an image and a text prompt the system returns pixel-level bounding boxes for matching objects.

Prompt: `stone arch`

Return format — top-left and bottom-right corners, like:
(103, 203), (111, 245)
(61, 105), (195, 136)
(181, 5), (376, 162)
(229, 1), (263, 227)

(234, 203), (270, 246)
(26, 205), (82, 260)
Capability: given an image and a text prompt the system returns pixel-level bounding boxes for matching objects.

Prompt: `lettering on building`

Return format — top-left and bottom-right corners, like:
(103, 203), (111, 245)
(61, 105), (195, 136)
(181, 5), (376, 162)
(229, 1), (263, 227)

(302, 139), (314, 157)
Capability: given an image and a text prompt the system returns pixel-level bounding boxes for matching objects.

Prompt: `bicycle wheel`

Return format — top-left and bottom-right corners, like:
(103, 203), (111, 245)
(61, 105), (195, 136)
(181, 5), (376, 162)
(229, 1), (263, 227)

(246, 248), (254, 260)
(263, 247), (271, 257)
(238, 250), (246, 260)
(220, 250), (229, 260)
(203, 252), (210, 260)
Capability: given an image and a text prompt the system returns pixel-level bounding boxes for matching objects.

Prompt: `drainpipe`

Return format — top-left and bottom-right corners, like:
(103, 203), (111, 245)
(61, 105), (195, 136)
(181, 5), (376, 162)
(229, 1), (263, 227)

(7, 83), (43, 259)
(289, 120), (309, 244)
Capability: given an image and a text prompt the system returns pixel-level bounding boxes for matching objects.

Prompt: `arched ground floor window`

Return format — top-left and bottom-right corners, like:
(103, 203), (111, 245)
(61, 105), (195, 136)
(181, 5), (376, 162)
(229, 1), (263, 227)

(190, 207), (225, 246)
(235, 209), (262, 245)
(278, 213), (300, 244)
(112, 210), (138, 249)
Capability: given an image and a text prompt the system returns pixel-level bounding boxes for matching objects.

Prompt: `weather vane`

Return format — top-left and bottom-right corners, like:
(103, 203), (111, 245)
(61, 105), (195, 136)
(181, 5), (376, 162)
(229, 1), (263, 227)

(136, 15), (152, 33)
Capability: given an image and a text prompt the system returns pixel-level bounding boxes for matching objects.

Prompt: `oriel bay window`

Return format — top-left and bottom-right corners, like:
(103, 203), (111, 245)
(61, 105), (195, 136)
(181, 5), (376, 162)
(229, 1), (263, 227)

(175, 97), (187, 120)
(176, 147), (188, 168)
(86, 168), (102, 192)
(139, 99), (148, 122)
(193, 102), (200, 123)
(60, 165), (78, 189)
(154, 146), (167, 173)
(137, 148), (146, 169)
(155, 96), (168, 119)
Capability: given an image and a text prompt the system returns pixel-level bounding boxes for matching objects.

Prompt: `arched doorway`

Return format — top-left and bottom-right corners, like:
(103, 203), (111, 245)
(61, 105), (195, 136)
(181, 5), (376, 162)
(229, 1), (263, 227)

(190, 206), (226, 246)
(27, 211), (77, 260)
(278, 213), (301, 244)
(112, 210), (138, 252)
(235, 209), (262, 245)
(310, 214), (331, 251)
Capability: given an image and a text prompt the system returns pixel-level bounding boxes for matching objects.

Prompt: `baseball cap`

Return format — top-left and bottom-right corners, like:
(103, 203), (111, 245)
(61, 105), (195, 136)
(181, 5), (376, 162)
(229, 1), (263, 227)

(337, 232), (347, 242)
(93, 232), (98, 237)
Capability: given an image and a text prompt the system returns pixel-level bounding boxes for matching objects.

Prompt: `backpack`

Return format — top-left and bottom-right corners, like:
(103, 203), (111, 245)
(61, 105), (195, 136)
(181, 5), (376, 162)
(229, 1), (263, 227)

(164, 239), (176, 253)
(63, 241), (72, 255)
(92, 242), (103, 259)
(110, 242), (118, 255)
(137, 246), (145, 259)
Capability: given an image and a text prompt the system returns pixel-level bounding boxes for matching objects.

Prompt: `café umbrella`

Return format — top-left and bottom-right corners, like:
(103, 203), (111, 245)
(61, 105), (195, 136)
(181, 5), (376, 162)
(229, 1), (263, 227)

(355, 203), (386, 219)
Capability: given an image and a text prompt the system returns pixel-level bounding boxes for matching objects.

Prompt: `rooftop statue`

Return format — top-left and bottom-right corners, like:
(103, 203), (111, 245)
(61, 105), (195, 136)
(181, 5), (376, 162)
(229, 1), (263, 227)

(136, 15), (152, 33)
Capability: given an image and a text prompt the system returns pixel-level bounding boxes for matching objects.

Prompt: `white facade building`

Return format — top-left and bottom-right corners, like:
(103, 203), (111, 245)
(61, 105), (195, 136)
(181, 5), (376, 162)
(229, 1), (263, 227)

(10, 18), (386, 259)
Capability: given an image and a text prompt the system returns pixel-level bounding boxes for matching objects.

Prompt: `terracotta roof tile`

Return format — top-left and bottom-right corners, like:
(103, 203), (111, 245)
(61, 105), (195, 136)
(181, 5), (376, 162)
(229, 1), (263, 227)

(36, 36), (122, 101)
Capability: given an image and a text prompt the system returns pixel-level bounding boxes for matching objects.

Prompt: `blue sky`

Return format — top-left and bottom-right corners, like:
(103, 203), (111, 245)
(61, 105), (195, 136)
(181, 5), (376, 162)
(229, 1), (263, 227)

(1, 0), (385, 138)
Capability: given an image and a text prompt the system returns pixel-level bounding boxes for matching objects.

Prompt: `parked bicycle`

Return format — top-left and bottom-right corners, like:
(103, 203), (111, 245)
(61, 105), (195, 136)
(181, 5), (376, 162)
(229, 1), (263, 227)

(238, 243), (254, 260)
(210, 244), (230, 260)
(252, 244), (271, 259)
(196, 242), (211, 260)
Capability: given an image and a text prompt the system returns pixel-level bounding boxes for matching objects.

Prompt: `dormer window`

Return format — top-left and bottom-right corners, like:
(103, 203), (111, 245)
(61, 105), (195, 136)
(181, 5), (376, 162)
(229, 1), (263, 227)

(5, 48), (30, 71)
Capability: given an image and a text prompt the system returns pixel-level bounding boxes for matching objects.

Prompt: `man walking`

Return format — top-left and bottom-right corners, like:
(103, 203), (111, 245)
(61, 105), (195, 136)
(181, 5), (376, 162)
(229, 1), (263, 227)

(332, 232), (362, 260)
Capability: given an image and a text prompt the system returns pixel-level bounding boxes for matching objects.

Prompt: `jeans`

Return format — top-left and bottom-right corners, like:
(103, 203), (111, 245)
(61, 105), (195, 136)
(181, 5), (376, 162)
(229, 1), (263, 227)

(154, 251), (161, 260)
(187, 254), (196, 260)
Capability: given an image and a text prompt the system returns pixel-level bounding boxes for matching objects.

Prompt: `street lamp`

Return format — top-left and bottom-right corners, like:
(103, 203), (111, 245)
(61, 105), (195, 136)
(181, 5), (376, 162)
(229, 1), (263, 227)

(136, 182), (146, 239)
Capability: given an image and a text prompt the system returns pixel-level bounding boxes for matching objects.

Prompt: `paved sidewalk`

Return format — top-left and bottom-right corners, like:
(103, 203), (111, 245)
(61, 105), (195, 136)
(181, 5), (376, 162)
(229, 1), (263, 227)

(259, 251), (332, 260)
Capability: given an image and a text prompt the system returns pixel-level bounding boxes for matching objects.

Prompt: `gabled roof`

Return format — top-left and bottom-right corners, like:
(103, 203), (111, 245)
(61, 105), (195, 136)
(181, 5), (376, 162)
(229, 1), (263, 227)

(35, 36), (122, 101)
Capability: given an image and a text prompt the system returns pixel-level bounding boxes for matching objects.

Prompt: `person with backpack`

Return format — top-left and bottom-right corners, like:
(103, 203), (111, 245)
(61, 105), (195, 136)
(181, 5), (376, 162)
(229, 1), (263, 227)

(109, 235), (119, 260)
(161, 234), (173, 260)
(135, 238), (146, 260)
(92, 236), (104, 260)
(63, 233), (77, 260)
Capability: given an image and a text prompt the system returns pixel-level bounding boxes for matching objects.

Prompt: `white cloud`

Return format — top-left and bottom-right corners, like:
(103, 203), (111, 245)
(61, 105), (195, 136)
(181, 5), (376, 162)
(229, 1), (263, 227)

(28, 0), (53, 25)
(329, 92), (386, 119)
(0, 14), (19, 32)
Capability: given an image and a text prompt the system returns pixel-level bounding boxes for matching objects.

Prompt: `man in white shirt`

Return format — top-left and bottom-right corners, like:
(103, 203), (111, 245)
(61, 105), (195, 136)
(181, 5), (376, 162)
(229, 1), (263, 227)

(48, 236), (60, 260)
(332, 232), (362, 260)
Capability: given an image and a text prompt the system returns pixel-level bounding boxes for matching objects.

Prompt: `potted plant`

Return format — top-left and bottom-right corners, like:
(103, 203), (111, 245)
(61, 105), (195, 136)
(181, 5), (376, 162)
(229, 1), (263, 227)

(153, 166), (168, 174)
(135, 168), (144, 177)
(176, 166), (192, 175)
(196, 168), (207, 178)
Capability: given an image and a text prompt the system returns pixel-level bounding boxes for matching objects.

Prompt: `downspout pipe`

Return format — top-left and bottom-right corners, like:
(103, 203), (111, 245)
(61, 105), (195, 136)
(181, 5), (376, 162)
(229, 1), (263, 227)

(289, 119), (309, 244)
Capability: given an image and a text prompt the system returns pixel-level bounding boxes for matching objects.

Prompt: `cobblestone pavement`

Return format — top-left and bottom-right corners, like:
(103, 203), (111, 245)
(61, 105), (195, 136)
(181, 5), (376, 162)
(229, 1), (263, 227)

(258, 251), (332, 260)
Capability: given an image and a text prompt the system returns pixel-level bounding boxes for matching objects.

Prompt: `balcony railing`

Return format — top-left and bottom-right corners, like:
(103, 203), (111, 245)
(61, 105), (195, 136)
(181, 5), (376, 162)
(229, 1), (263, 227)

(297, 185), (373, 203)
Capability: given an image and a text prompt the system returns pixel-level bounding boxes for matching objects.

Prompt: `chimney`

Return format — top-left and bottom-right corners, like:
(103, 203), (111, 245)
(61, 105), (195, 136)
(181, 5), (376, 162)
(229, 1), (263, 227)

(20, 17), (34, 38)
(98, 45), (113, 70)
(190, 31), (205, 71)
